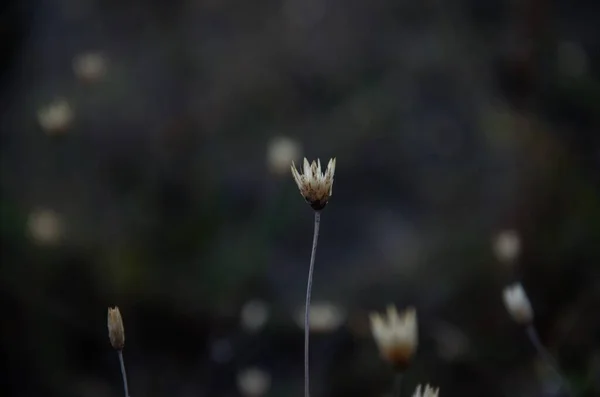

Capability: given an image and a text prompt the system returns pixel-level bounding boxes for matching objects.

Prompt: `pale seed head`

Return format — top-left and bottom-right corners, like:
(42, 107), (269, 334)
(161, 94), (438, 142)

(503, 282), (534, 325)
(369, 305), (418, 370)
(290, 157), (336, 211)
(412, 384), (440, 397)
(107, 306), (125, 350)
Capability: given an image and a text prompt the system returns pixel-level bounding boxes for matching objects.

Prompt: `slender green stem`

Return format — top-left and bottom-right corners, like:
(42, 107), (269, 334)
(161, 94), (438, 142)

(393, 372), (404, 397)
(304, 211), (321, 397)
(526, 325), (573, 397)
(118, 350), (130, 397)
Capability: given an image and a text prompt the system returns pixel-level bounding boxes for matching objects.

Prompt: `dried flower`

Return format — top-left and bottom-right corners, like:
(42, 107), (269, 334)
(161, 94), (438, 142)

(370, 306), (418, 370)
(107, 306), (125, 350)
(290, 157), (336, 211)
(412, 384), (440, 397)
(503, 283), (534, 325)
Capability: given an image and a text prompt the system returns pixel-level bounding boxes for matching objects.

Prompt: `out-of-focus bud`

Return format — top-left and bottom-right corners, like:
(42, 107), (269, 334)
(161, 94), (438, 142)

(37, 98), (74, 135)
(503, 283), (534, 325)
(492, 229), (521, 264)
(237, 367), (271, 397)
(267, 136), (301, 175)
(107, 306), (125, 350)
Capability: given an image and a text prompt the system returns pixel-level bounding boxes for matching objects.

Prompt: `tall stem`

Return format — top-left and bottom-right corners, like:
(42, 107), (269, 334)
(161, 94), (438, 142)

(393, 372), (404, 397)
(118, 350), (130, 397)
(526, 325), (572, 397)
(304, 211), (321, 397)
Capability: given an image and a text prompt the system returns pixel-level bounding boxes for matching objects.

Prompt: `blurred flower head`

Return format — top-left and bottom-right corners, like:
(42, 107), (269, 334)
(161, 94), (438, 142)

(107, 306), (125, 350)
(290, 157), (336, 211)
(267, 136), (301, 175)
(492, 229), (521, 264)
(37, 98), (74, 135)
(503, 283), (534, 325)
(73, 51), (107, 83)
(412, 384), (439, 397)
(240, 299), (270, 332)
(236, 367), (271, 397)
(295, 301), (345, 333)
(27, 208), (64, 246)
(370, 306), (418, 370)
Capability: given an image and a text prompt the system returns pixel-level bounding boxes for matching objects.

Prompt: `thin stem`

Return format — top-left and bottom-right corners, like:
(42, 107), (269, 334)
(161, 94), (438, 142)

(526, 325), (572, 397)
(393, 372), (404, 397)
(304, 211), (321, 397)
(118, 350), (130, 397)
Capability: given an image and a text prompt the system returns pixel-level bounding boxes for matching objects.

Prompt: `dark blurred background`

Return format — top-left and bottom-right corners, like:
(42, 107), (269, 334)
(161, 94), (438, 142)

(1, 1), (600, 396)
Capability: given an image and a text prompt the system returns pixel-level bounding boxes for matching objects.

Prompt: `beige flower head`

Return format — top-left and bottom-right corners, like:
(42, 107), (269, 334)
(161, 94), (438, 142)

(107, 306), (125, 350)
(290, 157), (336, 211)
(503, 283), (534, 325)
(412, 384), (440, 397)
(370, 305), (418, 370)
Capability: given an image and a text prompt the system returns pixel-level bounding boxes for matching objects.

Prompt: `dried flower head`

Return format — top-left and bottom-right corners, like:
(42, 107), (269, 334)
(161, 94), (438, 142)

(503, 283), (534, 325)
(290, 157), (336, 211)
(369, 306), (418, 370)
(107, 306), (125, 350)
(412, 384), (440, 397)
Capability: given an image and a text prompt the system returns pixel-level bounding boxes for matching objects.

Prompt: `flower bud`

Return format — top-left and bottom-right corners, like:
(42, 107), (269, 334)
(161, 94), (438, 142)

(503, 283), (534, 324)
(107, 306), (125, 350)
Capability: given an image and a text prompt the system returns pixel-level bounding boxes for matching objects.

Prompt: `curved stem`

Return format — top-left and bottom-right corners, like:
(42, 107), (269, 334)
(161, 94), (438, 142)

(526, 325), (573, 397)
(304, 211), (321, 397)
(118, 350), (130, 397)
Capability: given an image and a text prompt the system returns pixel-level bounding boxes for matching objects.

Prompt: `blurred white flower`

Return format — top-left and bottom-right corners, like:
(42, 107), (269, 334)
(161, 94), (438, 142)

(267, 136), (301, 175)
(370, 306), (418, 370)
(27, 208), (64, 245)
(503, 282), (534, 325)
(73, 51), (107, 83)
(240, 299), (270, 332)
(492, 229), (521, 264)
(412, 384), (439, 397)
(295, 301), (345, 333)
(237, 367), (271, 397)
(37, 99), (74, 135)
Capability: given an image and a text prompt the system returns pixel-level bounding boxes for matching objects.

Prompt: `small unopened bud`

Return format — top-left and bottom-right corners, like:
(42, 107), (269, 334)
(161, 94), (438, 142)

(503, 283), (534, 325)
(107, 306), (125, 350)
(369, 306), (418, 371)
(492, 229), (521, 264)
